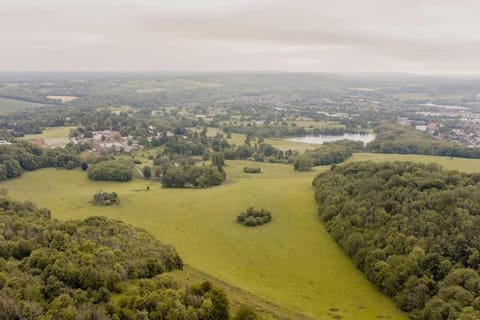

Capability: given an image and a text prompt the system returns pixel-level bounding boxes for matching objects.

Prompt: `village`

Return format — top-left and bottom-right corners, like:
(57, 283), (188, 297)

(398, 103), (480, 147)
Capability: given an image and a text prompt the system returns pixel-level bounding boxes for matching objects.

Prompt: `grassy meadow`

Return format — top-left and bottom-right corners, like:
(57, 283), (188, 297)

(21, 126), (77, 146)
(0, 96), (48, 114)
(2, 159), (408, 320)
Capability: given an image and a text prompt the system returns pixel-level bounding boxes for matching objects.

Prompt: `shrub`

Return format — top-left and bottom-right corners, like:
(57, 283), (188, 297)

(234, 305), (258, 320)
(143, 165), (151, 179)
(92, 191), (119, 206)
(243, 167), (261, 174)
(237, 207), (272, 227)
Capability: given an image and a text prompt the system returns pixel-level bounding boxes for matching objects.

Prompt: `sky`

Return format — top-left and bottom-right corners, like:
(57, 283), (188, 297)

(1, 0), (479, 74)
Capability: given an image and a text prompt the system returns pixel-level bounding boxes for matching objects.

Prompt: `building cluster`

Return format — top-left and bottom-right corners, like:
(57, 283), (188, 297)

(72, 130), (139, 154)
(399, 104), (480, 147)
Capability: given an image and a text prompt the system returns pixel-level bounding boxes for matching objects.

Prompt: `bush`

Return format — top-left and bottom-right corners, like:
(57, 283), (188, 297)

(234, 305), (258, 320)
(243, 167), (261, 174)
(92, 191), (119, 206)
(143, 165), (151, 179)
(237, 207), (272, 227)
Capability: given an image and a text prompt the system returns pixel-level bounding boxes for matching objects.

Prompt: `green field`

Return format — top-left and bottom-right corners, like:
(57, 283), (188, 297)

(2, 159), (407, 320)
(0, 96), (48, 114)
(21, 126), (77, 146)
(349, 153), (480, 173)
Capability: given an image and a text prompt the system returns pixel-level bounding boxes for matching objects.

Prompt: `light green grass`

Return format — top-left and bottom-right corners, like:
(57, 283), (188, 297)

(2, 160), (406, 320)
(21, 126), (77, 146)
(0, 97), (48, 114)
(171, 265), (316, 320)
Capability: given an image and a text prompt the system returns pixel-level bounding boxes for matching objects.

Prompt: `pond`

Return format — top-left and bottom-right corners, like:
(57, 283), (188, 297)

(285, 133), (376, 145)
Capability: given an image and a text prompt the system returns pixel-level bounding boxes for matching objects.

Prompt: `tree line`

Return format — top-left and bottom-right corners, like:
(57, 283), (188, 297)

(294, 140), (363, 171)
(0, 141), (81, 181)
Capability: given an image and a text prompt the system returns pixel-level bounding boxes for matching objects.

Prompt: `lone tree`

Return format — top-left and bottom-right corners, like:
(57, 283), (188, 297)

(143, 165), (151, 179)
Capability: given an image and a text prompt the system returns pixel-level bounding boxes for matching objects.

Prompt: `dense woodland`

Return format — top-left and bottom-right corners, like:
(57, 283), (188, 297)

(313, 161), (480, 319)
(0, 196), (259, 319)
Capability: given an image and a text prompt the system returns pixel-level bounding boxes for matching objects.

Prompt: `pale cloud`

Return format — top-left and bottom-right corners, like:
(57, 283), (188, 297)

(1, 0), (479, 73)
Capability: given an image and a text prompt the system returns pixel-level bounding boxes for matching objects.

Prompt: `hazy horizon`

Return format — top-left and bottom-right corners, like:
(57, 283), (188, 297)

(2, 0), (479, 74)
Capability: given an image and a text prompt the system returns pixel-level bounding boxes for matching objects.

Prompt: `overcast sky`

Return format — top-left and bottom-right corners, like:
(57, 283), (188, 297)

(1, 0), (479, 74)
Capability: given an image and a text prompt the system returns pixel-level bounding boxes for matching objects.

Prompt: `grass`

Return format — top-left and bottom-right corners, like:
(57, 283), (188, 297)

(21, 126), (77, 146)
(0, 96), (48, 114)
(171, 265), (316, 320)
(2, 159), (407, 320)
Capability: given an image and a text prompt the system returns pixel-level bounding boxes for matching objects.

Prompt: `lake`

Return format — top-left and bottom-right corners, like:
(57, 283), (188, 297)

(286, 133), (376, 145)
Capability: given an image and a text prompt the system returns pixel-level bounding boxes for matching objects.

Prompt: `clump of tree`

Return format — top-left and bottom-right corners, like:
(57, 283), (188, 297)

(293, 155), (313, 172)
(243, 167), (261, 174)
(161, 164), (226, 188)
(313, 161), (480, 319)
(0, 141), (81, 181)
(92, 191), (119, 206)
(87, 159), (133, 181)
(237, 207), (272, 227)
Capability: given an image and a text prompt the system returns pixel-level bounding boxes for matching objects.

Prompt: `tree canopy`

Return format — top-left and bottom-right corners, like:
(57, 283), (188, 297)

(313, 161), (480, 319)
(87, 159), (133, 182)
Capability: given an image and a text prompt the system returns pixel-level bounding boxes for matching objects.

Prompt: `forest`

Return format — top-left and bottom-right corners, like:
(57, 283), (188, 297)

(0, 196), (259, 319)
(313, 161), (480, 319)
